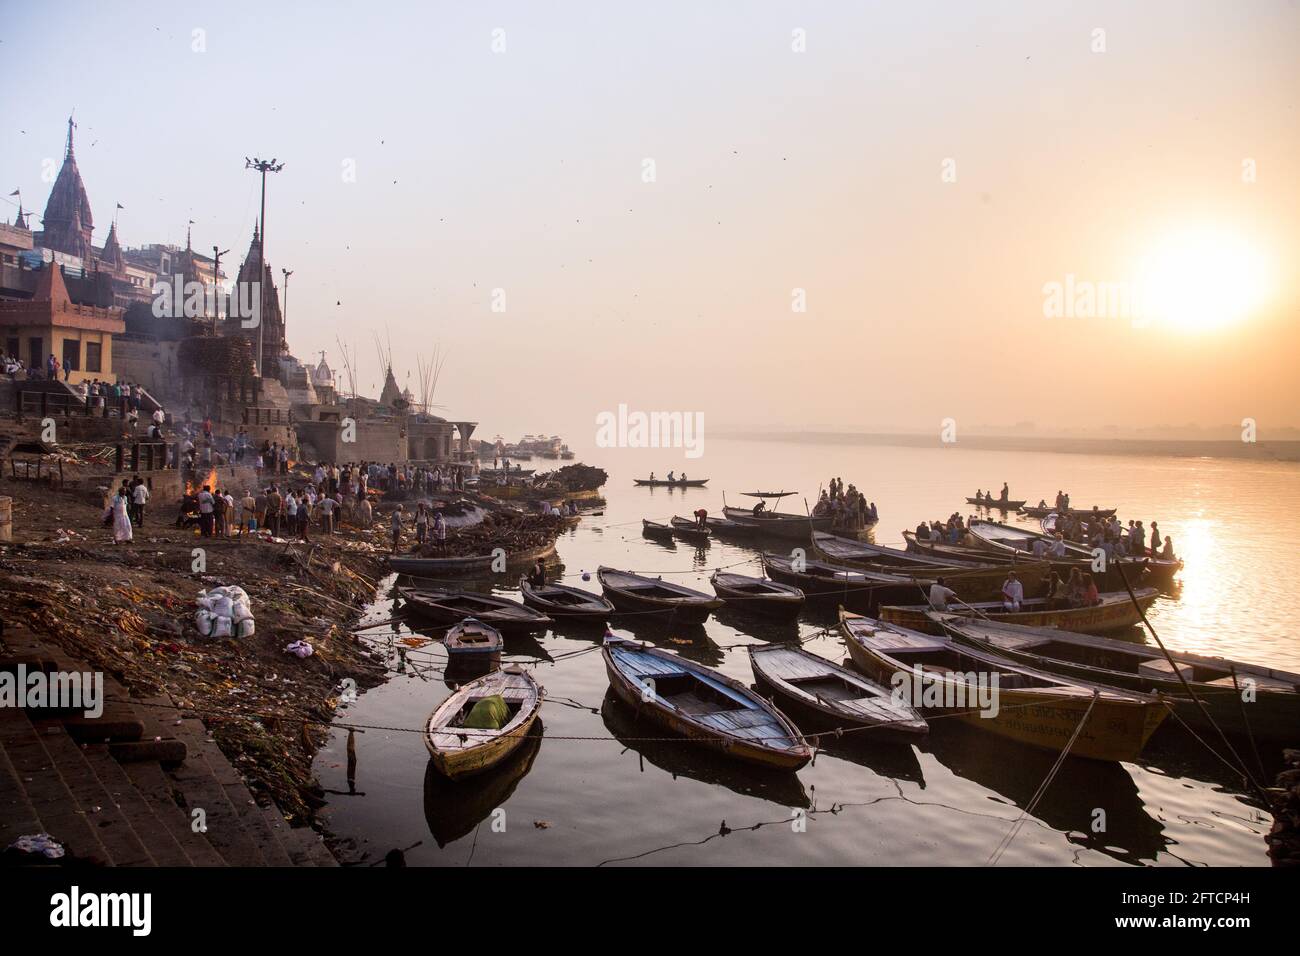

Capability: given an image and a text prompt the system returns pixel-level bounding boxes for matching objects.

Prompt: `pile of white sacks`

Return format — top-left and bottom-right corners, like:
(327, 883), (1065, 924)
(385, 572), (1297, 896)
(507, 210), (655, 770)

(195, 585), (255, 639)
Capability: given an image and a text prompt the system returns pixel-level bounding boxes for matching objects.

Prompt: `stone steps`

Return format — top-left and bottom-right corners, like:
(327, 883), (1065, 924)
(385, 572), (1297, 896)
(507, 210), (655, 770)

(0, 625), (336, 867)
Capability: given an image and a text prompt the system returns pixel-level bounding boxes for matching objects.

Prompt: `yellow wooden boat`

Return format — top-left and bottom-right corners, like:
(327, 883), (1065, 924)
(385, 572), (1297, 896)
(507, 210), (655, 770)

(424, 666), (543, 779)
(838, 609), (1167, 762)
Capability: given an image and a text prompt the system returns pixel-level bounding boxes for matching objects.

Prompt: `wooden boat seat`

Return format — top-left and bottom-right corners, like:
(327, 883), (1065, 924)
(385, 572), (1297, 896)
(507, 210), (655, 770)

(1204, 673), (1295, 693)
(1138, 658), (1196, 681)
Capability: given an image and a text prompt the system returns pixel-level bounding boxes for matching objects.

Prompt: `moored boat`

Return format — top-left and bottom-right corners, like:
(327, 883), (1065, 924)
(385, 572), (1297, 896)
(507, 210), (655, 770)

(709, 571), (805, 619)
(966, 518), (1183, 588)
(935, 614), (1300, 741)
(519, 578), (614, 624)
(443, 617), (503, 668)
(389, 541), (557, 577)
(748, 643), (927, 739)
(722, 506), (833, 541)
(602, 637), (811, 769)
(398, 586), (553, 633)
(879, 587), (1160, 635)
(762, 552), (930, 612)
(425, 665), (543, 779)
(704, 515), (764, 539)
(838, 610), (1167, 762)
(641, 519), (675, 541)
(597, 567), (724, 623)
(669, 515), (712, 544)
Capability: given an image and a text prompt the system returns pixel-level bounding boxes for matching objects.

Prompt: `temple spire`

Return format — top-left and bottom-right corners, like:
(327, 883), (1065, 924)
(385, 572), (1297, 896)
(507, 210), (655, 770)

(65, 114), (75, 159)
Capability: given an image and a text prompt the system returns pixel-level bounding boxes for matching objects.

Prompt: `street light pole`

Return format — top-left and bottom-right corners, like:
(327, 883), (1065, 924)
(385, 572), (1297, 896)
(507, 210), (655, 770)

(244, 156), (284, 377)
(211, 245), (229, 335)
(281, 268), (293, 336)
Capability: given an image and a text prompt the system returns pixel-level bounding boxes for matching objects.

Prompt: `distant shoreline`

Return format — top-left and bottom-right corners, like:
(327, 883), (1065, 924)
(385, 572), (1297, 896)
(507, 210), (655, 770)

(713, 431), (1300, 463)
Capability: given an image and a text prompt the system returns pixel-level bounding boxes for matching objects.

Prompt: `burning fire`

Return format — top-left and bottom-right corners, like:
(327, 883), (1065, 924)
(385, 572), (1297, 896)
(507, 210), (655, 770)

(186, 468), (220, 495)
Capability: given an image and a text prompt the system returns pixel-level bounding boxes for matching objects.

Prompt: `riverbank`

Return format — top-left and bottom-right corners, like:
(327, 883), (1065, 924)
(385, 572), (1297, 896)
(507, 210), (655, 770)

(0, 477), (390, 826)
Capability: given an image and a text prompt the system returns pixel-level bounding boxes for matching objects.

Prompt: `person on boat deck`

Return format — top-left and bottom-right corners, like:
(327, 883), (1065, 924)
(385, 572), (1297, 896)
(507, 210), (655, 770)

(915, 521), (929, 540)
(1001, 571), (1024, 612)
(680, 473), (687, 482)
(667, 470), (675, 482)
(928, 577), (959, 611)
(1066, 567), (1085, 607)
(527, 557), (547, 588)
(1042, 570), (1066, 609)
(648, 472), (655, 481)
(1000, 482), (1009, 501)
(1082, 572), (1100, 607)
(869, 501), (878, 521)
(1161, 535), (1175, 559)
(693, 507), (708, 530)
(1031, 536), (1048, 559)
(1150, 522), (1161, 555)
(1049, 533), (1067, 558)
(1038, 499), (1048, 509)
(752, 499), (767, 515)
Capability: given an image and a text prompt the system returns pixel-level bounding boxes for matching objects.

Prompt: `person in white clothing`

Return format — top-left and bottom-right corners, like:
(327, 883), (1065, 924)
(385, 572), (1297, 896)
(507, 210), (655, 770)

(1001, 571), (1024, 612)
(928, 577), (959, 611)
(131, 480), (150, 527)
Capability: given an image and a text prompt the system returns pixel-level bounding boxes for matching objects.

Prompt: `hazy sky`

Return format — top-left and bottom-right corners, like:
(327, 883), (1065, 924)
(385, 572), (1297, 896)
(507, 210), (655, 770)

(3, 1), (1297, 439)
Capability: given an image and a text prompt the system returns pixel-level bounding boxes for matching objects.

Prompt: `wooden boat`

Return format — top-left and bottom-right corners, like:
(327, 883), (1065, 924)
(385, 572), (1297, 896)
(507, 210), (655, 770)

(397, 587), (553, 633)
(903, 530), (1009, 564)
(519, 578), (614, 624)
(425, 666), (543, 779)
(761, 553), (922, 611)
(709, 571), (804, 620)
(966, 518), (1183, 587)
(838, 610), (1167, 761)
(704, 515), (763, 539)
(633, 477), (709, 487)
(597, 567), (724, 623)
(813, 532), (982, 571)
(669, 515), (712, 544)
(422, 724), (542, 847)
(935, 614), (1300, 741)
(722, 506), (833, 541)
(748, 644), (927, 739)
(443, 618), (503, 667)
(389, 540), (556, 577)
(602, 637), (811, 769)
(641, 518), (675, 541)
(966, 496), (1027, 510)
(1021, 505), (1117, 519)
(879, 587), (1159, 635)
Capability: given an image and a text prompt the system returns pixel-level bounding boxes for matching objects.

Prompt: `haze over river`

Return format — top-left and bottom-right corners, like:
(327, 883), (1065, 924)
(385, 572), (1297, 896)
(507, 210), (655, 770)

(314, 437), (1297, 866)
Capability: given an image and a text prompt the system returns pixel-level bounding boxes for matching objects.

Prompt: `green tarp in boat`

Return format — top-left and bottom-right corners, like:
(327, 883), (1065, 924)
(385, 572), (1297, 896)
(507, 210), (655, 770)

(463, 694), (509, 730)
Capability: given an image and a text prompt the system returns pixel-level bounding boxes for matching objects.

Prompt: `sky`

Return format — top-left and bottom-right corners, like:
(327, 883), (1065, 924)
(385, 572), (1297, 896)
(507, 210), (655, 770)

(3, 0), (1297, 441)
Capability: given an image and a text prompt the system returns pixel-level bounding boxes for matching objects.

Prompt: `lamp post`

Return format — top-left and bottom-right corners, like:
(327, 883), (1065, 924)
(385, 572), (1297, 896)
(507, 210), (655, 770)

(281, 268), (293, 336)
(211, 245), (229, 335)
(244, 156), (284, 376)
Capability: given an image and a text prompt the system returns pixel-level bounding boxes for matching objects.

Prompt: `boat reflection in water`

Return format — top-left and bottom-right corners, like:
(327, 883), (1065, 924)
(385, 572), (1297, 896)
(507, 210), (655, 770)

(600, 692), (811, 810)
(918, 719), (1167, 865)
(421, 719), (545, 849)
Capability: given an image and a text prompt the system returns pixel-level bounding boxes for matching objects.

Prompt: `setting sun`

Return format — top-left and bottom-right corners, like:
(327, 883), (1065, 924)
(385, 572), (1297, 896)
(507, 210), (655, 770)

(1139, 229), (1273, 332)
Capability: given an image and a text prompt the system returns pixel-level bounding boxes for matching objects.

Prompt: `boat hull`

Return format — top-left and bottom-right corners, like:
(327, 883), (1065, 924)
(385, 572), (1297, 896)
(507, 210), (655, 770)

(881, 591), (1157, 635)
(843, 639), (1163, 761)
(603, 648), (809, 770)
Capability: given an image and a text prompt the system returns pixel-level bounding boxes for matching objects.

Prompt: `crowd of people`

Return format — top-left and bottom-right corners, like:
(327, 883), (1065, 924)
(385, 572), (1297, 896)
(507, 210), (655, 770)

(813, 477), (877, 531)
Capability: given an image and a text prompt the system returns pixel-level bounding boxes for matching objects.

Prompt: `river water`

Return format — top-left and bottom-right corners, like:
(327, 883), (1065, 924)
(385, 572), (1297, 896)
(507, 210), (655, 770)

(313, 437), (1297, 866)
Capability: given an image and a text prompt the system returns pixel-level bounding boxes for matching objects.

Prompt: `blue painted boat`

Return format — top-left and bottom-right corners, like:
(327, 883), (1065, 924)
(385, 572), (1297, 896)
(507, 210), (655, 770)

(602, 637), (811, 770)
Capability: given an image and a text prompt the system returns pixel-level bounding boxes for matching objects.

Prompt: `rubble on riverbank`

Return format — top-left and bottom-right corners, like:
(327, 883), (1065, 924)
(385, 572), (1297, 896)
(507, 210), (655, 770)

(0, 477), (390, 824)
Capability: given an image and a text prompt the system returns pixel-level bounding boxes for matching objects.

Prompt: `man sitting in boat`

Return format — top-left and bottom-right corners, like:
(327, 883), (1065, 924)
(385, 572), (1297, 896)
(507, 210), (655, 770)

(752, 499), (767, 515)
(1031, 536), (1048, 559)
(1001, 571), (1024, 612)
(814, 491), (830, 516)
(1037, 498), (1048, 509)
(1161, 535), (1175, 559)
(1048, 533), (1067, 558)
(1041, 570), (1067, 609)
(928, 577), (959, 611)
(667, 470), (676, 482)
(915, 521), (930, 540)
(527, 558), (547, 588)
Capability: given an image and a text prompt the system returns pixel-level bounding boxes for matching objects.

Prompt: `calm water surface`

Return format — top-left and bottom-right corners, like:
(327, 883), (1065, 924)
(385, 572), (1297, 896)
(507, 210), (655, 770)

(314, 438), (1297, 866)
